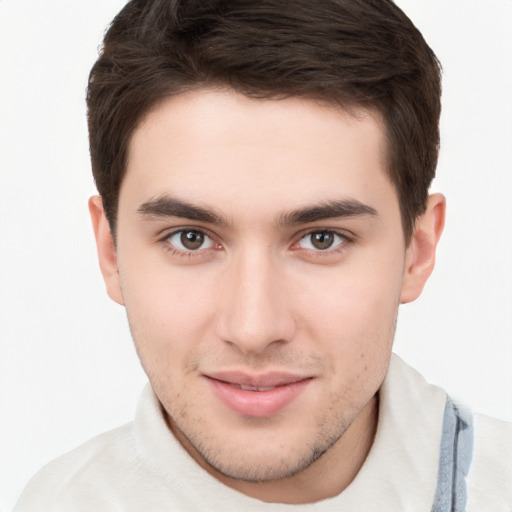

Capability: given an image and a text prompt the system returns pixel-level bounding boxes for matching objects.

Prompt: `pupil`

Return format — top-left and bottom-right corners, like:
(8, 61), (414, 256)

(312, 232), (334, 250)
(181, 231), (204, 250)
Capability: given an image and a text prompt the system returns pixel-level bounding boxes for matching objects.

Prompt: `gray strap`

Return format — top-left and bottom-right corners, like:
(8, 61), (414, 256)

(431, 397), (474, 512)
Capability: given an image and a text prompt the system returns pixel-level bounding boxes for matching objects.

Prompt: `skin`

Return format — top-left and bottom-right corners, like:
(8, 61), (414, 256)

(90, 89), (445, 504)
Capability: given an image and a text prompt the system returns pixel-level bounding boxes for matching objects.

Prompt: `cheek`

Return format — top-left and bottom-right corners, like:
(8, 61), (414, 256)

(118, 257), (219, 362)
(303, 265), (402, 327)
(311, 275), (399, 410)
(295, 253), (403, 362)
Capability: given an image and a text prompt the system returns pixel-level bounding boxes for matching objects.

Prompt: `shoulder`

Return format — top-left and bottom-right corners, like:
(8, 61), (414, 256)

(467, 413), (512, 511)
(14, 423), (138, 512)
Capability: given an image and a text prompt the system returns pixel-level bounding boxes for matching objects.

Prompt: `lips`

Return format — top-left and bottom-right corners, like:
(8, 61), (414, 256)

(204, 371), (312, 418)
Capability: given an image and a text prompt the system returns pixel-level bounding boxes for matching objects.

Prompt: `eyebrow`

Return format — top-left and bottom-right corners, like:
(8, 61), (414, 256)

(137, 195), (377, 227)
(137, 196), (231, 226)
(278, 199), (378, 226)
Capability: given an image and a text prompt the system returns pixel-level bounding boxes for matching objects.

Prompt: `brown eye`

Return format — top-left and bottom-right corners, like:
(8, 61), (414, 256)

(298, 231), (345, 251)
(168, 230), (215, 251)
(311, 232), (334, 250)
(181, 231), (204, 250)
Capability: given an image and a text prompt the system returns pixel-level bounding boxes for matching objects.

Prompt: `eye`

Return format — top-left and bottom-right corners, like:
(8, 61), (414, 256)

(297, 230), (346, 251)
(167, 229), (216, 251)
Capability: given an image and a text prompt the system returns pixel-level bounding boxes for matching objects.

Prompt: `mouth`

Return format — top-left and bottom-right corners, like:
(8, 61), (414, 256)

(204, 371), (313, 418)
(228, 383), (279, 392)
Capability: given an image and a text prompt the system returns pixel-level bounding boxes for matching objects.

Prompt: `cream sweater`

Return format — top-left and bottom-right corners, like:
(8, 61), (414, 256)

(15, 355), (512, 511)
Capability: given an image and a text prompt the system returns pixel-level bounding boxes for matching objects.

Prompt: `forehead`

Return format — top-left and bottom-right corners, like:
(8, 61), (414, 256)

(121, 89), (396, 222)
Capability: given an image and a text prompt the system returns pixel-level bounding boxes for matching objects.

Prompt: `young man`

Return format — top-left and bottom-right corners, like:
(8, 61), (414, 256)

(15, 0), (512, 510)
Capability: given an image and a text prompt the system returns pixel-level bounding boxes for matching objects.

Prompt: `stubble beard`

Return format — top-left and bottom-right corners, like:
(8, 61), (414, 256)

(163, 390), (358, 484)
(131, 305), (398, 485)
(159, 321), (396, 484)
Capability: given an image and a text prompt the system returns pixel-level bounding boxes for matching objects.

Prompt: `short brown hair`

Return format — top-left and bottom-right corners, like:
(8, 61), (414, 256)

(87, 0), (441, 239)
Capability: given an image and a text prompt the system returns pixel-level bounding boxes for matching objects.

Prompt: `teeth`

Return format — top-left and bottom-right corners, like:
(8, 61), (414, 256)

(240, 385), (258, 391)
(239, 384), (275, 392)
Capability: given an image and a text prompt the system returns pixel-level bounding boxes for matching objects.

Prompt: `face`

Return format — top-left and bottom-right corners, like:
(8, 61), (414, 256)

(92, 89), (441, 499)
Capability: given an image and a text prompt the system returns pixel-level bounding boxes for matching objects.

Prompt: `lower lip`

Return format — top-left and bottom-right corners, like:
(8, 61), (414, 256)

(206, 377), (311, 418)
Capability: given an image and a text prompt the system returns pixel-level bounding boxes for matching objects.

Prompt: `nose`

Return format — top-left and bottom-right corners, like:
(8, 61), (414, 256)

(215, 247), (296, 355)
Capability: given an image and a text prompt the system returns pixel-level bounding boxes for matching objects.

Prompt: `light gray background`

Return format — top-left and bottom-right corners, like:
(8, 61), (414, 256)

(1, 1), (511, 509)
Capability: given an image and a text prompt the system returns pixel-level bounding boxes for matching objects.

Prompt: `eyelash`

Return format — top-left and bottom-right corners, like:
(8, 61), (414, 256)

(159, 228), (219, 258)
(158, 228), (354, 258)
(292, 229), (353, 255)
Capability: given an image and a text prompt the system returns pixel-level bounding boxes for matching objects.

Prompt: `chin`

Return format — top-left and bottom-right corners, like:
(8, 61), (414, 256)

(185, 422), (342, 483)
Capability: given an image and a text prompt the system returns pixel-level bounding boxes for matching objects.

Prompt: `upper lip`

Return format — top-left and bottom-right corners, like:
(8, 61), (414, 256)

(204, 371), (312, 388)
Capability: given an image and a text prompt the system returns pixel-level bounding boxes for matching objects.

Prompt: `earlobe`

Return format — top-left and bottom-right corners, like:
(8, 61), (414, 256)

(88, 195), (125, 306)
(400, 193), (446, 304)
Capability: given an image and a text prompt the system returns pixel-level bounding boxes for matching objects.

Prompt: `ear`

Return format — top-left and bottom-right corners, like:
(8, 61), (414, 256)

(88, 195), (124, 306)
(400, 193), (446, 304)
